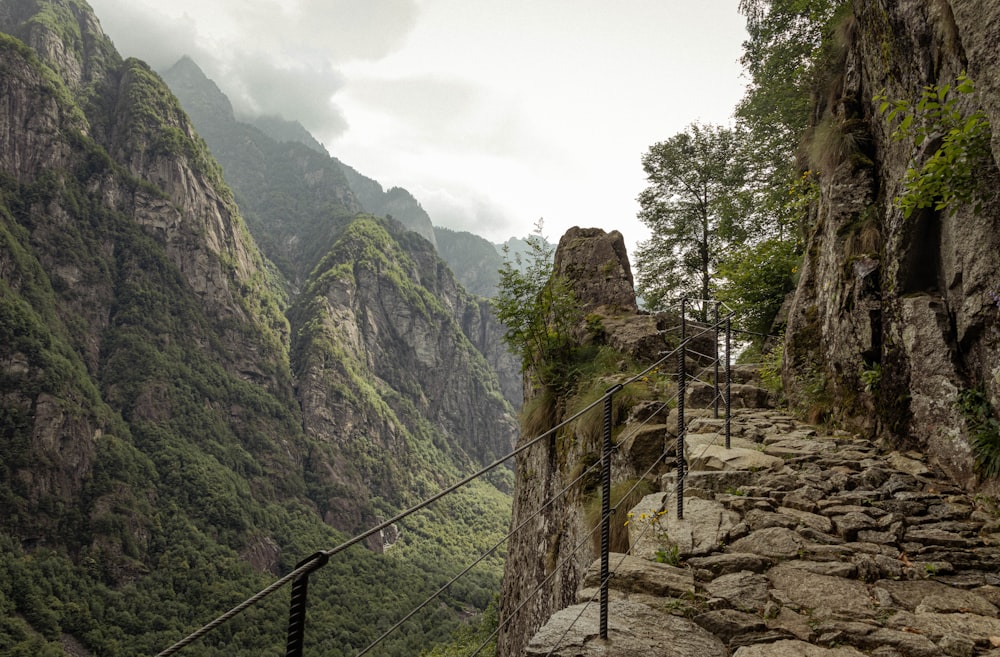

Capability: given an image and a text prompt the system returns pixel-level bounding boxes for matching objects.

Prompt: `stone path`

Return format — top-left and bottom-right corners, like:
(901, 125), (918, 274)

(526, 408), (1000, 657)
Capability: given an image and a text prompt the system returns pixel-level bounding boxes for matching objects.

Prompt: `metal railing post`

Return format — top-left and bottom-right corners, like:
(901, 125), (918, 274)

(713, 303), (720, 419)
(599, 385), (619, 640)
(285, 552), (329, 657)
(680, 299), (686, 346)
(676, 333), (686, 520)
(725, 316), (732, 450)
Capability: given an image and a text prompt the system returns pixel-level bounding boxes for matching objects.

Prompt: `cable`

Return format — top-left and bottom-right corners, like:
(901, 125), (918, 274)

(154, 381), (621, 657)
(538, 474), (678, 656)
(351, 436), (613, 657)
(156, 307), (734, 657)
(466, 510), (610, 657)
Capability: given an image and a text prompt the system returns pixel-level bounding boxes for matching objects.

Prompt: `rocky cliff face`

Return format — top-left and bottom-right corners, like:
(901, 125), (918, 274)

(1, 0), (295, 546)
(160, 56), (363, 288)
(497, 228), (677, 656)
(291, 217), (517, 531)
(784, 0), (1000, 490)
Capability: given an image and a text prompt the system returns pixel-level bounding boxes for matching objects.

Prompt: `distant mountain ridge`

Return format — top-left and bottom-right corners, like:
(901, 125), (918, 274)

(161, 55), (547, 300)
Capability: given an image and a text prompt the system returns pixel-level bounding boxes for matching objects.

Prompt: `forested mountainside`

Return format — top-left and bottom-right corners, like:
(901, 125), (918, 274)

(433, 226), (504, 298)
(0, 1), (518, 655)
(160, 56), (439, 273)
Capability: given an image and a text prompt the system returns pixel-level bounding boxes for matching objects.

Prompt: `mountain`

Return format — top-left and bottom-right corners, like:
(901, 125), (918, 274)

(433, 226), (504, 298)
(338, 162), (438, 249)
(160, 56), (520, 402)
(246, 113), (328, 156)
(0, 1), (518, 655)
(159, 55), (362, 287)
(161, 56), (438, 256)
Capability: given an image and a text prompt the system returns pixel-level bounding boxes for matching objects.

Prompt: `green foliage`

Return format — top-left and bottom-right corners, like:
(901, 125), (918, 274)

(736, 0), (847, 234)
(859, 362), (881, 394)
(654, 544), (682, 566)
(958, 388), (1000, 479)
(756, 342), (784, 395)
(433, 227), (502, 298)
(420, 597), (498, 657)
(876, 72), (993, 217)
(635, 123), (753, 313)
(492, 220), (581, 388)
(715, 237), (799, 342)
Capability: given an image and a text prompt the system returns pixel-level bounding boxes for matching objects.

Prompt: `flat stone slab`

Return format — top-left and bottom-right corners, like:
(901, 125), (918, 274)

(733, 639), (867, 656)
(886, 610), (1000, 642)
(526, 599), (727, 657)
(767, 562), (874, 614)
(687, 552), (772, 576)
(686, 432), (761, 451)
(729, 527), (806, 559)
(665, 497), (742, 557)
(778, 506), (834, 533)
(661, 469), (755, 494)
(706, 571), (771, 613)
(886, 451), (932, 477)
(763, 438), (829, 459)
(875, 579), (998, 616)
(689, 444), (785, 472)
(582, 553), (695, 598)
(693, 609), (767, 644)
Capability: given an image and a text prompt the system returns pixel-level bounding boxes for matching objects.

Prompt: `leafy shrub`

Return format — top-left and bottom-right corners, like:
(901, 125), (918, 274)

(876, 72), (993, 217)
(958, 388), (1000, 478)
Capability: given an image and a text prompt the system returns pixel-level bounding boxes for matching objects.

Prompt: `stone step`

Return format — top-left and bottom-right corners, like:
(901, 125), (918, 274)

(686, 382), (775, 410)
(527, 407), (1000, 657)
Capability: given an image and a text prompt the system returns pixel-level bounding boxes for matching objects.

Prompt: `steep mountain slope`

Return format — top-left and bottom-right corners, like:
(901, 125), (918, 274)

(338, 162), (438, 249)
(292, 215), (517, 528)
(160, 55), (521, 408)
(159, 56), (362, 287)
(433, 226), (503, 298)
(0, 1), (517, 655)
(161, 56), (438, 260)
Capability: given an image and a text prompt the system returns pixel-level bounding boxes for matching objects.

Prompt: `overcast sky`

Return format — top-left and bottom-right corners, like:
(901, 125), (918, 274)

(87, 0), (749, 254)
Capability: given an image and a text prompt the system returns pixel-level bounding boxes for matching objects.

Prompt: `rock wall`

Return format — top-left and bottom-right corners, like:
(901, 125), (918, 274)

(497, 228), (669, 656)
(784, 0), (1000, 490)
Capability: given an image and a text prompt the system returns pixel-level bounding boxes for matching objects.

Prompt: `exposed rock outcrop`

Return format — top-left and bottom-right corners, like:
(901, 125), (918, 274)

(553, 226), (637, 314)
(784, 0), (1000, 490)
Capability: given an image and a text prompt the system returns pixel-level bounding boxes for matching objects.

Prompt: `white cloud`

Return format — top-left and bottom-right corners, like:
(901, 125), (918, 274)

(87, 0), (749, 256)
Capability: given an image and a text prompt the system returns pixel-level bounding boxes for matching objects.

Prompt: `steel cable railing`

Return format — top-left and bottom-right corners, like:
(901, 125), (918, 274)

(535, 463), (684, 656)
(154, 300), (735, 657)
(473, 441), (680, 657)
(154, 370), (624, 657)
(351, 428), (617, 657)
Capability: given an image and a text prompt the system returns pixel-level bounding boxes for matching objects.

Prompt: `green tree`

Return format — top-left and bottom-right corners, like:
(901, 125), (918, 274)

(491, 221), (579, 387)
(714, 236), (798, 340)
(634, 123), (751, 315)
(736, 0), (847, 234)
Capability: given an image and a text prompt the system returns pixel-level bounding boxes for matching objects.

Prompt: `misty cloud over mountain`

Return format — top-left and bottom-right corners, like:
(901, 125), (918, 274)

(88, 0), (420, 137)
